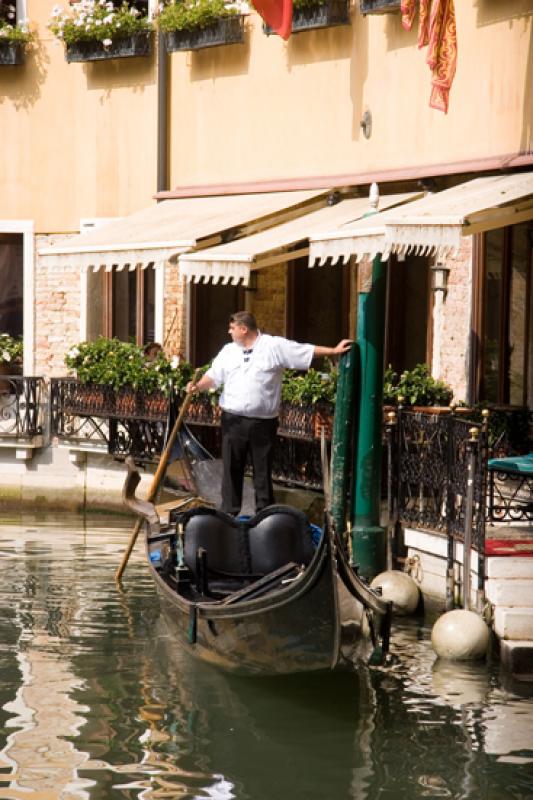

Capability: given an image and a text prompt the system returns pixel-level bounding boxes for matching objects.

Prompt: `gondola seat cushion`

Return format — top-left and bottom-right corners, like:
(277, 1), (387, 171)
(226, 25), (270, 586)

(178, 505), (315, 577)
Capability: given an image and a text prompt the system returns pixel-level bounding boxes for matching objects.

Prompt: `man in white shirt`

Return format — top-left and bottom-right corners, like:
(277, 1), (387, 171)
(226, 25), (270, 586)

(187, 311), (352, 516)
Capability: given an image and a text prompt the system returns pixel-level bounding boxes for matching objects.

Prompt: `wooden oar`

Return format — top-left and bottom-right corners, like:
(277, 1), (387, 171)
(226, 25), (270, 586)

(115, 369), (201, 583)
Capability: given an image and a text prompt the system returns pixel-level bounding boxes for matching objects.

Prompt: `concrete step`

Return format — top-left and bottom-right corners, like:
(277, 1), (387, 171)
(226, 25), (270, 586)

(494, 607), (533, 640)
(486, 578), (533, 606)
(499, 640), (533, 678)
(486, 556), (533, 579)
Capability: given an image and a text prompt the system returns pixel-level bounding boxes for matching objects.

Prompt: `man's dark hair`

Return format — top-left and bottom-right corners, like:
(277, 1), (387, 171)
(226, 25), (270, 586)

(229, 311), (257, 331)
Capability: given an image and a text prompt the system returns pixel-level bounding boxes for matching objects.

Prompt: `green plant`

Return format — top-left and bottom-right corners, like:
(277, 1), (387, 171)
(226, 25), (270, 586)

(0, 10), (33, 45)
(282, 368), (337, 405)
(0, 333), (23, 363)
(65, 338), (193, 396)
(49, 1), (152, 46)
(383, 363), (453, 407)
(156, 0), (244, 32)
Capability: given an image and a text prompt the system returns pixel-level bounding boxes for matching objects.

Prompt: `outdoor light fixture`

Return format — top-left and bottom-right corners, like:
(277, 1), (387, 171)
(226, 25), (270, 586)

(360, 110), (372, 139)
(431, 260), (450, 296)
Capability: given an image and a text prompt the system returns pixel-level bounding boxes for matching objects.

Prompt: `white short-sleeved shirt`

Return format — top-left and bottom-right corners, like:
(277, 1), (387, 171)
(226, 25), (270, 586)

(206, 333), (314, 419)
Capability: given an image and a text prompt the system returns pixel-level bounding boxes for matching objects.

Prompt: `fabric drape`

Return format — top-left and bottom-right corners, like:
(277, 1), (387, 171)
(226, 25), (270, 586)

(251, 0), (293, 39)
(401, 0), (457, 114)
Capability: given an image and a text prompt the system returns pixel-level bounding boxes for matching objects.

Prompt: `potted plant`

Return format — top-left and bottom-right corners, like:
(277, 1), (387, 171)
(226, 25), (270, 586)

(64, 338), (193, 417)
(157, 0), (247, 52)
(0, 333), (23, 373)
(383, 364), (453, 411)
(0, 333), (23, 393)
(280, 366), (337, 439)
(0, 10), (33, 66)
(49, 1), (153, 63)
(263, 0), (349, 35)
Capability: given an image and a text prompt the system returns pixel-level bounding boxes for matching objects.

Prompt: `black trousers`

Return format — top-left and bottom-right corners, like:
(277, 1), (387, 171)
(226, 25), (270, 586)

(220, 411), (278, 516)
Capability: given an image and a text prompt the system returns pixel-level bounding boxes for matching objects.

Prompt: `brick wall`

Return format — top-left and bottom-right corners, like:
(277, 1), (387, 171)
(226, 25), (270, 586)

(250, 265), (286, 336)
(163, 261), (187, 358)
(435, 238), (473, 403)
(35, 234), (81, 378)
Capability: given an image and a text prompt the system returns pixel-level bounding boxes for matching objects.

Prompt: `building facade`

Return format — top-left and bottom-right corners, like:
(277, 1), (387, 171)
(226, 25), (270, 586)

(0, 0), (532, 476)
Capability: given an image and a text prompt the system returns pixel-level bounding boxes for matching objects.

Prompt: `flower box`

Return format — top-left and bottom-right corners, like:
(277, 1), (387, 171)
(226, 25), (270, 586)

(359, 0), (400, 14)
(293, 0), (349, 31)
(278, 401), (334, 440)
(185, 395), (222, 426)
(65, 32), (152, 63)
(0, 41), (24, 66)
(263, 0), (349, 34)
(164, 16), (245, 52)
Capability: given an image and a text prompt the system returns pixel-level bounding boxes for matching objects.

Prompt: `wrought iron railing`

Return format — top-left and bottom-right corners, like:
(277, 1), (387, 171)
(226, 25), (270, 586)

(387, 407), (488, 550)
(0, 376), (45, 439)
(50, 378), (173, 459)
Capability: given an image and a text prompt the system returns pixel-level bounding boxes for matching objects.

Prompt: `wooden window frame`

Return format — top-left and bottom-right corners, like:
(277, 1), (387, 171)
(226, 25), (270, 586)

(102, 266), (155, 346)
(471, 226), (532, 407)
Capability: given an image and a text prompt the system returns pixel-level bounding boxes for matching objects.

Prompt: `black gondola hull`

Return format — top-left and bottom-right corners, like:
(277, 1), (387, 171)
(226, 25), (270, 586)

(147, 522), (376, 676)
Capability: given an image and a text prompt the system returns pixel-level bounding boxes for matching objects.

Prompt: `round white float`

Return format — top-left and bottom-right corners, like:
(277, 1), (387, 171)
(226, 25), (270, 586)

(431, 609), (490, 661)
(370, 570), (420, 615)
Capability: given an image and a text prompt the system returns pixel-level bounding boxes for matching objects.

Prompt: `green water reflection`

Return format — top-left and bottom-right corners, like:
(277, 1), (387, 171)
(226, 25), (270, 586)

(0, 515), (532, 799)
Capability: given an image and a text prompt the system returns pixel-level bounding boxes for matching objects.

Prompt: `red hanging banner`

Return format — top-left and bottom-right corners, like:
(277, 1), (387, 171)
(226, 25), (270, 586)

(252, 0), (293, 40)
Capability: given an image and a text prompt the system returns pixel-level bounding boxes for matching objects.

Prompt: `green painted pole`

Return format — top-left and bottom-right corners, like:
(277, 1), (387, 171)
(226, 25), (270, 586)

(330, 344), (358, 537)
(351, 254), (388, 579)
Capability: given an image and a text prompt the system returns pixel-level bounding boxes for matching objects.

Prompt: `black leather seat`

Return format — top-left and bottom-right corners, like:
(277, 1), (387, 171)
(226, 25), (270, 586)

(174, 505), (315, 578)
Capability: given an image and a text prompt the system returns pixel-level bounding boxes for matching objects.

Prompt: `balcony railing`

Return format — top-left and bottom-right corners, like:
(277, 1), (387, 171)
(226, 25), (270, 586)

(0, 376), (45, 439)
(50, 379), (173, 458)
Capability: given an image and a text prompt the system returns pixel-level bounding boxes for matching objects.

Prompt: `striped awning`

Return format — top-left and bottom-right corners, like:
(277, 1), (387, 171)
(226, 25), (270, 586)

(178, 192), (418, 285)
(38, 190), (327, 272)
(309, 172), (533, 265)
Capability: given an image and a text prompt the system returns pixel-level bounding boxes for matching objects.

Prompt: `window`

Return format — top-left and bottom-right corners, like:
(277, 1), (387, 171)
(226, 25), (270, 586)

(385, 253), (432, 374)
(0, 1), (26, 25)
(286, 256), (350, 353)
(0, 2), (15, 24)
(0, 234), (23, 337)
(107, 267), (155, 345)
(474, 222), (532, 407)
(190, 282), (245, 366)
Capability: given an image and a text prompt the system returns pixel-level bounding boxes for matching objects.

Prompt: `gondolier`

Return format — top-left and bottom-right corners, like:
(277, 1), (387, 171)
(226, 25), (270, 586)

(187, 311), (351, 516)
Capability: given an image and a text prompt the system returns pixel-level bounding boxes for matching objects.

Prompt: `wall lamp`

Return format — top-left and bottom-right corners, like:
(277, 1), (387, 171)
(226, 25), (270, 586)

(430, 261), (450, 296)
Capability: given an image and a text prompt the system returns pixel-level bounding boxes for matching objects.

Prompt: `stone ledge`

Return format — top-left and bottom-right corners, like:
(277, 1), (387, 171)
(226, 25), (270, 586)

(500, 640), (533, 678)
(486, 579), (533, 607)
(494, 608), (533, 640)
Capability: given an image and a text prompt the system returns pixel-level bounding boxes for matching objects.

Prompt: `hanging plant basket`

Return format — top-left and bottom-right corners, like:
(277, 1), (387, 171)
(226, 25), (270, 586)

(264, 0), (349, 34)
(0, 41), (24, 66)
(65, 32), (152, 63)
(164, 16), (245, 52)
(360, 0), (400, 14)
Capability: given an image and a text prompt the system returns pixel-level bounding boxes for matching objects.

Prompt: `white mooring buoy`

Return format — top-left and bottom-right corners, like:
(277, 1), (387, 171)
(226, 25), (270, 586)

(431, 609), (490, 661)
(370, 570), (420, 615)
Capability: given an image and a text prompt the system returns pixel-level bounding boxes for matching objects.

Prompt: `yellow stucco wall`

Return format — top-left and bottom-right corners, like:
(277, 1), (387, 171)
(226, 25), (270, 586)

(168, 1), (533, 186)
(0, 2), (532, 232)
(0, 3), (158, 232)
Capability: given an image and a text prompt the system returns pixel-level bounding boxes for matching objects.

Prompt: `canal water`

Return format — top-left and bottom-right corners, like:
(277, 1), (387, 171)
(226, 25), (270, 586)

(0, 515), (532, 800)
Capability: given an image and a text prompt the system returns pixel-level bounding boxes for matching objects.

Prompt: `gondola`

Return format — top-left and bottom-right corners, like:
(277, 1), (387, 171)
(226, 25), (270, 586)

(123, 459), (392, 676)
